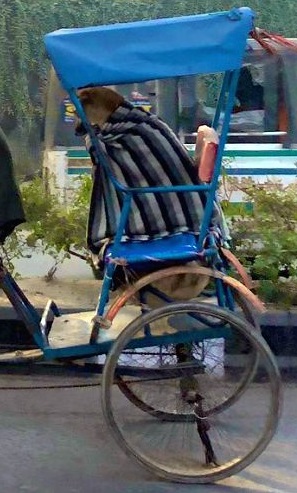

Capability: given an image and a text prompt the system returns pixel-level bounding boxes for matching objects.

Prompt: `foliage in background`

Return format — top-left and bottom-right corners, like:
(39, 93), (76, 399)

(1, 0), (297, 176)
(0, 175), (93, 276)
(1, 175), (297, 306)
(1, 0), (297, 305)
(25, 175), (92, 255)
(1, 0), (297, 138)
(222, 181), (297, 307)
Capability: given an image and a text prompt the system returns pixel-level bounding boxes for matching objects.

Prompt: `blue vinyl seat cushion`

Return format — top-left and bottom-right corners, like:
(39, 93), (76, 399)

(105, 232), (199, 267)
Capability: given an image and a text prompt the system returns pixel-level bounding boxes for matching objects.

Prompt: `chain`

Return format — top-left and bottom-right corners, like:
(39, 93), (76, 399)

(0, 375), (179, 391)
(0, 381), (102, 391)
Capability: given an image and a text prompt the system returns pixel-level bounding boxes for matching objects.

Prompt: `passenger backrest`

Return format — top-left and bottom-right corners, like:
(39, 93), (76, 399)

(194, 125), (219, 183)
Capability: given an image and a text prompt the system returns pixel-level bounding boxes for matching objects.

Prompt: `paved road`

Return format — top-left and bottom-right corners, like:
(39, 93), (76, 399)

(0, 375), (295, 493)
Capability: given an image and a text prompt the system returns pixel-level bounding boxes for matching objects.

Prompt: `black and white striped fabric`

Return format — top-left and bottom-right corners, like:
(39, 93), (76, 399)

(87, 101), (208, 253)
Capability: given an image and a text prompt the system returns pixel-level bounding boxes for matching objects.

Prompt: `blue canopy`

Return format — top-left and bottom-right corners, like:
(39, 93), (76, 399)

(44, 7), (255, 91)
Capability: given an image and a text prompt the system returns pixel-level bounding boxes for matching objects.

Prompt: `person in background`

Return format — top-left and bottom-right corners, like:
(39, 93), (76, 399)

(234, 66), (264, 112)
(0, 127), (25, 244)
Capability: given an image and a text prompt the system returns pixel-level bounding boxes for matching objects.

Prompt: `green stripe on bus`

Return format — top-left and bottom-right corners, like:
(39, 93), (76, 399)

(187, 149), (297, 158)
(68, 167), (91, 175)
(67, 148), (297, 159)
(67, 149), (90, 158)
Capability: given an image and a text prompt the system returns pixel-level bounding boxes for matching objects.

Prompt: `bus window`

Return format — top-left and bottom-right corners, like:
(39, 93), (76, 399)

(44, 72), (158, 150)
(44, 47), (297, 149)
(278, 50), (297, 146)
(180, 48), (297, 147)
(178, 74), (223, 135)
(235, 66), (264, 112)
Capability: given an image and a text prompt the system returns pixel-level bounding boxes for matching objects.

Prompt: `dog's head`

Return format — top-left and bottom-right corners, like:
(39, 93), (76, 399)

(76, 87), (125, 132)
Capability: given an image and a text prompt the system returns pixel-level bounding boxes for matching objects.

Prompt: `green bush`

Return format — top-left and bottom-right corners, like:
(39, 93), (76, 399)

(0, 175), (92, 275)
(2, 174), (297, 307)
(222, 180), (297, 306)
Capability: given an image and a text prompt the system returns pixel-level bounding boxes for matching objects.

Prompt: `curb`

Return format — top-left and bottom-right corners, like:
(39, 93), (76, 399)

(0, 305), (91, 319)
(0, 305), (297, 359)
(0, 305), (93, 347)
(259, 309), (297, 327)
(1, 305), (295, 324)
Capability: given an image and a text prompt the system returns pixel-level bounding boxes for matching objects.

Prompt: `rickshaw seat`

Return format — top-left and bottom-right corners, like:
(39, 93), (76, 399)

(105, 232), (199, 266)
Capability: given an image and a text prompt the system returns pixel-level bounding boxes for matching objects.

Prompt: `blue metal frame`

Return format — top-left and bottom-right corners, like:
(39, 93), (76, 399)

(67, 70), (240, 334)
(0, 9), (255, 362)
(56, 60), (245, 350)
(0, 261), (233, 363)
(197, 69), (241, 250)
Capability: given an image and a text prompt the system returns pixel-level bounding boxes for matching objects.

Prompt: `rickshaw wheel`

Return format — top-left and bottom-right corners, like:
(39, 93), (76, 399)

(102, 302), (281, 484)
(106, 265), (262, 419)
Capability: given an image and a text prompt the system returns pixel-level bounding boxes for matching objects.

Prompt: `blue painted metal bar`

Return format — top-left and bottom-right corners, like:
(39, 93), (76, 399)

(215, 278), (227, 308)
(91, 194), (133, 343)
(44, 325), (232, 360)
(0, 270), (45, 349)
(212, 71), (231, 130)
(224, 284), (236, 311)
(112, 183), (212, 194)
(1, 270), (41, 324)
(197, 69), (241, 251)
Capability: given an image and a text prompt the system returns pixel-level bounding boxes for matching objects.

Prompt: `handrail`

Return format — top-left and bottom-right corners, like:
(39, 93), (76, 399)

(109, 182), (212, 195)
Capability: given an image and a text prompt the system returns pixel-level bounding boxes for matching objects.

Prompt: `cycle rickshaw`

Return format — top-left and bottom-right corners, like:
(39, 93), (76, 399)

(0, 6), (282, 484)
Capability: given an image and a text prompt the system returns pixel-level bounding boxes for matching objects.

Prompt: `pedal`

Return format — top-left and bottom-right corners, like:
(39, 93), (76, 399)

(40, 299), (61, 339)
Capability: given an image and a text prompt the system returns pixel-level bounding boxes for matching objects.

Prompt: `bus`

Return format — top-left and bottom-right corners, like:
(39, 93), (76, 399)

(43, 38), (297, 203)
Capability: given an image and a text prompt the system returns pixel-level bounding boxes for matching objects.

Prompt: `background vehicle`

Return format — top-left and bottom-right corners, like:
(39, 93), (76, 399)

(43, 37), (297, 203)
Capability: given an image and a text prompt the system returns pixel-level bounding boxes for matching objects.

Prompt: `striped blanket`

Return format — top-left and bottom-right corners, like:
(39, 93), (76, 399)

(86, 101), (212, 253)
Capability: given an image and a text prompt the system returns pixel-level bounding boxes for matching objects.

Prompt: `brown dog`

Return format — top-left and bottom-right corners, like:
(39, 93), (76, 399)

(77, 87), (124, 128)
(77, 86), (210, 303)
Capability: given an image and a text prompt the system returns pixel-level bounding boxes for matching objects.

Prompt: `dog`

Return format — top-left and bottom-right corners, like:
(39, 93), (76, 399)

(76, 86), (215, 302)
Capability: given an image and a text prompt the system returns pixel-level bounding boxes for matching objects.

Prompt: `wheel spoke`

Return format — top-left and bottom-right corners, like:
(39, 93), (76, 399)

(102, 302), (281, 483)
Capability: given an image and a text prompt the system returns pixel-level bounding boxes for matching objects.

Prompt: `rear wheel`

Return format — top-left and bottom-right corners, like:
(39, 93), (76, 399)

(117, 335), (258, 421)
(114, 267), (260, 419)
(102, 302), (281, 484)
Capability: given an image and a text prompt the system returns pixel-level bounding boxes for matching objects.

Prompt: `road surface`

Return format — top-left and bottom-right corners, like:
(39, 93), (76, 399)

(0, 374), (295, 493)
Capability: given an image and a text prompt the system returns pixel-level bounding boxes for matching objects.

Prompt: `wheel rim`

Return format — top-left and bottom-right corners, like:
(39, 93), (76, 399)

(117, 282), (260, 419)
(102, 302), (281, 483)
